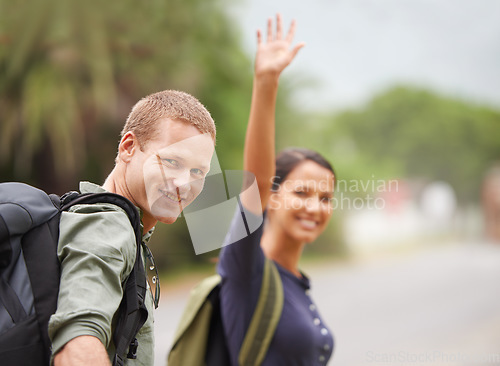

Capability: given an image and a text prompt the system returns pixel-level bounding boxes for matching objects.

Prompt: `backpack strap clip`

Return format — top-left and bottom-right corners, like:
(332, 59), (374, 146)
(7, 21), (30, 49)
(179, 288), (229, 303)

(127, 338), (139, 359)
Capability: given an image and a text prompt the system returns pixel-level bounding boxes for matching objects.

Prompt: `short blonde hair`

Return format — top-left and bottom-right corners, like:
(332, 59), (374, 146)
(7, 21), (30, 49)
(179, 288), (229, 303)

(121, 90), (216, 148)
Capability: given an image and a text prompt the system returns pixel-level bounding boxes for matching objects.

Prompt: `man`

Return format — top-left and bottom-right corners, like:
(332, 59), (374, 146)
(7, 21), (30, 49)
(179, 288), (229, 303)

(48, 90), (216, 365)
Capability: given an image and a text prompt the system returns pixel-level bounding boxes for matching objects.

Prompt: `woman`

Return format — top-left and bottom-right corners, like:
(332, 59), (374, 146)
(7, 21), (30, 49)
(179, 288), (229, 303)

(217, 14), (335, 365)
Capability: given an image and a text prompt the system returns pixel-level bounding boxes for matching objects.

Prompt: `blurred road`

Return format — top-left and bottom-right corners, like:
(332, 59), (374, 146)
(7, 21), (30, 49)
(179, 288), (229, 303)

(154, 242), (500, 365)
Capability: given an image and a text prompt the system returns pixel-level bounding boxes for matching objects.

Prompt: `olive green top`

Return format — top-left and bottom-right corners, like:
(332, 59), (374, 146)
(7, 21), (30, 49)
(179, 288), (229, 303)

(48, 182), (155, 365)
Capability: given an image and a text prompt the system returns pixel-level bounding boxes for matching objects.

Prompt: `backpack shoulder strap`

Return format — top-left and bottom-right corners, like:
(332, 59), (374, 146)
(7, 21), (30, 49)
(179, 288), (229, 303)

(61, 192), (148, 366)
(168, 274), (221, 366)
(238, 257), (284, 366)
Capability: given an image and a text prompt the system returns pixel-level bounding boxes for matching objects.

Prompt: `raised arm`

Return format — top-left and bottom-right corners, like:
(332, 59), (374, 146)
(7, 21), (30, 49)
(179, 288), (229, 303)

(243, 14), (304, 212)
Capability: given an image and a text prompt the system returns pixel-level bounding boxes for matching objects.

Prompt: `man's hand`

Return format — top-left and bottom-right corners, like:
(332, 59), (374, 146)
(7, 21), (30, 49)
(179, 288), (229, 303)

(254, 13), (305, 79)
(53, 335), (111, 366)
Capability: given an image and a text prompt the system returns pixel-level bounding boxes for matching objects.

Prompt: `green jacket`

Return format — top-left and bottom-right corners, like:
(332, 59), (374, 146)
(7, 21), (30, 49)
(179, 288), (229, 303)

(48, 182), (155, 365)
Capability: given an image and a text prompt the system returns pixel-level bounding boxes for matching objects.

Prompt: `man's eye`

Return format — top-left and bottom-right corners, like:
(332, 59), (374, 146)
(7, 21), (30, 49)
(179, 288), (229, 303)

(163, 158), (179, 167)
(294, 190), (306, 196)
(191, 168), (204, 176)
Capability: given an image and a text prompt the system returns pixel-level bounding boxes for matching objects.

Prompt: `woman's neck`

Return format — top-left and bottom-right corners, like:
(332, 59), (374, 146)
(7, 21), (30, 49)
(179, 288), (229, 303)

(261, 226), (305, 278)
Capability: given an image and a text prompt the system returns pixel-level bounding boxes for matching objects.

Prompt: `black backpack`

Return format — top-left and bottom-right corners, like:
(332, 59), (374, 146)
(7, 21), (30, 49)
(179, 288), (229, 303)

(0, 182), (148, 366)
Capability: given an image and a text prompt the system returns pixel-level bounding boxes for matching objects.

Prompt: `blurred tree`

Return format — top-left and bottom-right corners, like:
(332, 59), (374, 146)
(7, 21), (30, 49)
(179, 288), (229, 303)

(323, 86), (500, 203)
(0, 0), (347, 267)
(0, 0), (252, 194)
(0, 0), (261, 268)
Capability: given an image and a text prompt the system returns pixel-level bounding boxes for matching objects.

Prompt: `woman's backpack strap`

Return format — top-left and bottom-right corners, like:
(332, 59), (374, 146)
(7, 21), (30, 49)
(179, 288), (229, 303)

(238, 257), (284, 366)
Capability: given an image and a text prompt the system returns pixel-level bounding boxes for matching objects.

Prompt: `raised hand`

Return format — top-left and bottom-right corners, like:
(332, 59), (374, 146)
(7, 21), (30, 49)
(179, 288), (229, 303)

(254, 14), (305, 79)
(242, 14), (304, 213)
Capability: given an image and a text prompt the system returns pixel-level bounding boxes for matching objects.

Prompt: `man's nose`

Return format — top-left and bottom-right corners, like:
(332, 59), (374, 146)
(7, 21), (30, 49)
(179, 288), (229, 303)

(173, 170), (192, 194)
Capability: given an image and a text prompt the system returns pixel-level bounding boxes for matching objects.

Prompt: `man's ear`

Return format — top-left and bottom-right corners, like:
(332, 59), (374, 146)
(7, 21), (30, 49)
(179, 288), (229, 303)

(118, 131), (139, 163)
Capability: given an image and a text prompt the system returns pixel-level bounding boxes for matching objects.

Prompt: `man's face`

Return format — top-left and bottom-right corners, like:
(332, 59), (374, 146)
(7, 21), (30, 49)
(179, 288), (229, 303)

(125, 118), (214, 226)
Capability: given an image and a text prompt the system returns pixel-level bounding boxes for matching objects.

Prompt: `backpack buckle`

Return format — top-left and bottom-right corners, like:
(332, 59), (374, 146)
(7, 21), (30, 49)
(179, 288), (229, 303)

(127, 338), (139, 359)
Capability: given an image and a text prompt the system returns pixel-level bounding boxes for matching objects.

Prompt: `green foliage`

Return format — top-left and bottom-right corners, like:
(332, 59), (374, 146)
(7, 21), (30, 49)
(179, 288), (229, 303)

(0, 0), (251, 191)
(0, 0), (256, 268)
(324, 86), (500, 203)
(6, 0), (495, 267)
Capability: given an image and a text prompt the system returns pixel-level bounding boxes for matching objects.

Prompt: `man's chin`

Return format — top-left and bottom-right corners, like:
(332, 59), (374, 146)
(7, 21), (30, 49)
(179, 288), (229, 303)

(150, 199), (185, 222)
(157, 215), (179, 225)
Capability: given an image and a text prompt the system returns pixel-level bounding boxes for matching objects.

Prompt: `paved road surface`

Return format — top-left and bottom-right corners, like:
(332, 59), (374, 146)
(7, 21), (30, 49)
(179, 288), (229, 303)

(154, 242), (500, 365)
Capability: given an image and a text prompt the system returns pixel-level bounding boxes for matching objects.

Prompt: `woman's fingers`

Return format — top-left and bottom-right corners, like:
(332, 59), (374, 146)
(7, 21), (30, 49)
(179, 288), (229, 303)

(285, 19), (297, 44)
(267, 17), (273, 43)
(276, 13), (283, 40)
(258, 14), (304, 66)
(263, 14), (298, 47)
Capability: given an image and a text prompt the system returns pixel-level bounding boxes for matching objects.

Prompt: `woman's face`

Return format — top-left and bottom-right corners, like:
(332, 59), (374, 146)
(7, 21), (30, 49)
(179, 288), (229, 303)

(268, 160), (335, 244)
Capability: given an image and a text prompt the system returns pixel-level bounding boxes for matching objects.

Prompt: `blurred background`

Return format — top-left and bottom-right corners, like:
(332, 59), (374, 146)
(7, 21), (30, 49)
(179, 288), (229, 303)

(1, 0), (500, 364)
